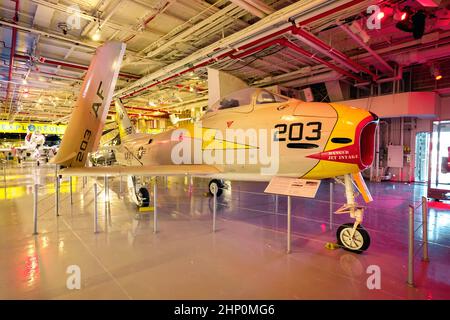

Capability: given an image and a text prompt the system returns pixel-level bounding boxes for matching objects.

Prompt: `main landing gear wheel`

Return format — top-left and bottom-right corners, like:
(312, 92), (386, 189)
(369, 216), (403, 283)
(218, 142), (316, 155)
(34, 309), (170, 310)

(209, 179), (223, 197)
(138, 187), (150, 207)
(336, 223), (370, 254)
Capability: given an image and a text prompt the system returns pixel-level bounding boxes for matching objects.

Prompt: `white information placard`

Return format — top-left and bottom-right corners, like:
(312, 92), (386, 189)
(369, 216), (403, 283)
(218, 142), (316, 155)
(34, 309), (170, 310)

(264, 176), (321, 198)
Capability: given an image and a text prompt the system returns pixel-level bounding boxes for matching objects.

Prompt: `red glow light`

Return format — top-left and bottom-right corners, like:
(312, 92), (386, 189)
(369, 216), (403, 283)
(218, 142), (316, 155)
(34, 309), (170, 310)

(436, 75), (443, 80)
(401, 12), (407, 20)
(377, 12), (385, 20)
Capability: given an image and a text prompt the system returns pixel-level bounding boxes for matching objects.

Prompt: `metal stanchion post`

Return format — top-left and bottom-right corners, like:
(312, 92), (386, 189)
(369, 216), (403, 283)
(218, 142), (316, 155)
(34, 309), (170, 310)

(422, 196), (429, 262)
(94, 183), (99, 233)
(104, 176), (108, 226)
(33, 184), (38, 235)
(329, 182), (334, 230)
(287, 195), (292, 254)
(3, 162), (6, 188)
(119, 175), (123, 195)
(55, 166), (60, 217)
(407, 205), (415, 287)
(212, 184), (217, 232)
(275, 194), (278, 213)
(69, 176), (73, 205)
(153, 180), (158, 233)
(2, 162), (6, 199)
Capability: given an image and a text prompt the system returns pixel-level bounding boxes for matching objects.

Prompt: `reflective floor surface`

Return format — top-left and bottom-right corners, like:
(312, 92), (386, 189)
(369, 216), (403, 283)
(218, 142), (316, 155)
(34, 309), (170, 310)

(0, 164), (449, 299)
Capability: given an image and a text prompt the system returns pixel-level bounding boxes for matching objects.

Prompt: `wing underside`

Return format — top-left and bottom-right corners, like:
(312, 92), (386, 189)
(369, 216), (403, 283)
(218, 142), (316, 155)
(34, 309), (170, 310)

(59, 164), (221, 177)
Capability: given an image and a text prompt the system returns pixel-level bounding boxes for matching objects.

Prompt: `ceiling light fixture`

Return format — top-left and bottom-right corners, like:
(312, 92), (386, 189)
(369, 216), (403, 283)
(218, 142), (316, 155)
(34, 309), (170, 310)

(396, 7), (427, 39)
(92, 28), (102, 41)
(431, 63), (443, 80)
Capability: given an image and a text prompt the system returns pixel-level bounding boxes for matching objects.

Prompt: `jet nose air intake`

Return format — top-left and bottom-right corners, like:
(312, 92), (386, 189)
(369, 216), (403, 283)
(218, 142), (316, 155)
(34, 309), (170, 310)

(358, 114), (379, 169)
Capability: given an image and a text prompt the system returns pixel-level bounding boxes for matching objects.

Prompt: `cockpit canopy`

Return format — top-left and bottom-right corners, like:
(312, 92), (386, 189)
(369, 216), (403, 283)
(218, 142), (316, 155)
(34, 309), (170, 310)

(209, 88), (290, 112)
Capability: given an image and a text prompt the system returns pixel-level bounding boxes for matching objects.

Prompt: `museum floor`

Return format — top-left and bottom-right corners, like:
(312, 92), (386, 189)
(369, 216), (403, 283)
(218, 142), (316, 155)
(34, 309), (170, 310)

(0, 165), (449, 299)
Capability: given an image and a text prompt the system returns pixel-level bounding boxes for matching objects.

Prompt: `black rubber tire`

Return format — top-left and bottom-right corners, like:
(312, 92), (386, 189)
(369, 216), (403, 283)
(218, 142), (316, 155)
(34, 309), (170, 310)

(138, 187), (150, 207)
(336, 223), (370, 254)
(208, 179), (223, 197)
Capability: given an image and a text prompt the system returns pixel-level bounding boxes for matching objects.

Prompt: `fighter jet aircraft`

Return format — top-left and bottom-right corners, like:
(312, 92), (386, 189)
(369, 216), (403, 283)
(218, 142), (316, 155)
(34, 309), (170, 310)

(0, 131), (57, 165)
(51, 42), (379, 253)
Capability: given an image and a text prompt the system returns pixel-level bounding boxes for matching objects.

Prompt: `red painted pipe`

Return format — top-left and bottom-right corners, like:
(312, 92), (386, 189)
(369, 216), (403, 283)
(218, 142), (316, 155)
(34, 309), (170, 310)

(279, 39), (365, 82)
(5, 0), (19, 104)
(292, 28), (378, 80)
(297, 0), (366, 26)
(121, 0), (369, 99)
(231, 38), (365, 82)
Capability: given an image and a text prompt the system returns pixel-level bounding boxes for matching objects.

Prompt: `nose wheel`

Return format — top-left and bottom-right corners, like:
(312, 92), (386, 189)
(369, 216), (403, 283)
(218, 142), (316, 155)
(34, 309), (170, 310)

(209, 179), (224, 197)
(336, 223), (370, 253)
(333, 173), (373, 254)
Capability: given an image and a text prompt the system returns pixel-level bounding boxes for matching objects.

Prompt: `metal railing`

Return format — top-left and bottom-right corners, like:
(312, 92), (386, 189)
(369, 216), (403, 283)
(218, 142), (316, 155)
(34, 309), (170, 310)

(30, 171), (162, 236)
(407, 196), (430, 287)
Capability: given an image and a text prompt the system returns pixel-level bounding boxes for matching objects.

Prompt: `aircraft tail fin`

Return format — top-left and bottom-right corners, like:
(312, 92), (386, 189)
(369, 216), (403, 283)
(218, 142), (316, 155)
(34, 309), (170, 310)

(50, 42), (126, 167)
(115, 99), (136, 140)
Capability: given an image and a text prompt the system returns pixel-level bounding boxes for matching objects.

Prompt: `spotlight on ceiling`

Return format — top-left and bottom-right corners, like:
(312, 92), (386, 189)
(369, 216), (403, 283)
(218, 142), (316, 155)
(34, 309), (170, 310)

(91, 28), (101, 41)
(394, 6), (412, 21)
(396, 8), (427, 39)
(431, 63), (443, 80)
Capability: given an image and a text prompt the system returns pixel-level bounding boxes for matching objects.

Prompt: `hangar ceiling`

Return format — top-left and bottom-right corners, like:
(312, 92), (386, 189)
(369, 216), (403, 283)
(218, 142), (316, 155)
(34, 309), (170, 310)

(1, 0), (450, 123)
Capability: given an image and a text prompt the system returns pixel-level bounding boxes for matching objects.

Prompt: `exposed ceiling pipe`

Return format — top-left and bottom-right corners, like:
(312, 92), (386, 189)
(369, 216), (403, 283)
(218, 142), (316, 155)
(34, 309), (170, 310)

(123, 0), (175, 43)
(336, 21), (394, 74)
(116, 0), (369, 99)
(354, 66), (404, 87)
(139, 4), (244, 59)
(0, 19), (97, 49)
(13, 53), (140, 80)
(230, 0), (267, 18)
(291, 28), (379, 80)
(99, 0), (123, 30)
(279, 39), (365, 82)
(4, 0), (19, 108)
(0, 64), (82, 81)
(290, 34), (360, 73)
(139, 0), (233, 55)
(0, 18), (158, 64)
(245, 0), (275, 15)
(252, 65), (328, 86)
(29, 0), (163, 41)
(276, 71), (342, 88)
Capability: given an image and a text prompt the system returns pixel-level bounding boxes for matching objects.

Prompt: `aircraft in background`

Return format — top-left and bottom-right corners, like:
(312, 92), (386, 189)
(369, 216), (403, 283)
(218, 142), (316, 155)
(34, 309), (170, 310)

(0, 131), (58, 165)
(51, 41), (379, 253)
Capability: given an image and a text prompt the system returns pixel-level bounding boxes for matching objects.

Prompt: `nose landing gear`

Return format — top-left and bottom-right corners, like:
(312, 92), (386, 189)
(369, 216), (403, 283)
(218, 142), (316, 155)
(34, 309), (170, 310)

(334, 173), (372, 253)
